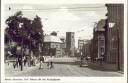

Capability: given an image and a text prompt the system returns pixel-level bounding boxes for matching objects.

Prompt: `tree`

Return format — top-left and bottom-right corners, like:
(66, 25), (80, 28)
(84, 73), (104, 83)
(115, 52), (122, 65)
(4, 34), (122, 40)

(6, 11), (24, 70)
(5, 11), (44, 70)
(5, 11), (44, 54)
(31, 15), (44, 56)
(5, 11), (24, 43)
(5, 28), (10, 44)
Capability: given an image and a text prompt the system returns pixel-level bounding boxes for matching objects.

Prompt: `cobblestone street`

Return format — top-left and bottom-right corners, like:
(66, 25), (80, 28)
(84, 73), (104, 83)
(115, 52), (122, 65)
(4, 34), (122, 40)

(5, 57), (123, 77)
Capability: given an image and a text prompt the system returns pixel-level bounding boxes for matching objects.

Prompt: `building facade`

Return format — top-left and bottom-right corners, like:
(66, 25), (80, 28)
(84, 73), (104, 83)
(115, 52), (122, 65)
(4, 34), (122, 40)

(78, 39), (86, 51)
(78, 39), (90, 56)
(82, 40), (91, 58)
(66, 32), (75, 56)
(105, 4), (124, 71)
(91, 19), (106, 61)
(60, 37), (66, 56)
(43, 35), (63, 57)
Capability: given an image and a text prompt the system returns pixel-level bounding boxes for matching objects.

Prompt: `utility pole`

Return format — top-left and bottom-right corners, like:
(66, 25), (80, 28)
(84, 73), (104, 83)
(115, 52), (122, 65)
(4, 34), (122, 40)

(117, 21), (120, 70)
(21, 36), (23, 71)
(19, 23), (24, 71)
(117, 29), (120, 70)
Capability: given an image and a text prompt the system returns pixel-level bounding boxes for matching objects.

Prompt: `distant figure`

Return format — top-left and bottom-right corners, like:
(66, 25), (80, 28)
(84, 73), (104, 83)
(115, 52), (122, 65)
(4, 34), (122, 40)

(18, 55), (22, 67)
(23, 56), (27, 66)
(27, 56), (31, 67)
(39, 56), (44, 69)
(47, 56), (54, 69)
(13, 57), (18, 69)
(49, 61), (54, 69)
(33, 56), (36, 66)
(6, 51), (12, 65)
(5, 56), (9, 65)
(79, 52), (83, 67)
(30, 56), (33, 66)
(100, 56), (103, 66)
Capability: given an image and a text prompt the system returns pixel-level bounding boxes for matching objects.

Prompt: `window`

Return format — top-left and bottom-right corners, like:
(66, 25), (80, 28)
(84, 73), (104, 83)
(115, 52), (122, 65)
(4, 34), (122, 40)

(100, 39), (105, 47)
(51, 45), (54, 48)
(72, 35), (74, 38)
(100, 47), (105, 55)
(113, 40), (118, 48)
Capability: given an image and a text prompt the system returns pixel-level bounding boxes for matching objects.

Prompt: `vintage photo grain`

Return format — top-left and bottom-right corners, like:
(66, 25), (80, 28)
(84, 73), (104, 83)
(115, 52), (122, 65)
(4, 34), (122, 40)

(4, 3), (124, 77)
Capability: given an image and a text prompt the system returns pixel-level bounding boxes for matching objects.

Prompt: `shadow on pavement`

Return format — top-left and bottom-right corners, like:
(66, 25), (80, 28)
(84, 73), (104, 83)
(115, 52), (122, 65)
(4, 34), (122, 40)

(53, 62), (78, 65)
(87, 65), (119, 72)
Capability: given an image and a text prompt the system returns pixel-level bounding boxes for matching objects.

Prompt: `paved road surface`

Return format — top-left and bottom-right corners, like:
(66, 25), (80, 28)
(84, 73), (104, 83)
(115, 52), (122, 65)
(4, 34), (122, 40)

(5, 57), (123, 77)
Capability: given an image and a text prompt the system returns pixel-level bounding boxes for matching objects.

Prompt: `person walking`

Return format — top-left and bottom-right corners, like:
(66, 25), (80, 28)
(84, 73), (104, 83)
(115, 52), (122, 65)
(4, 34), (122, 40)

(80, 52), (83, 67)
(15, 57), (19, 68)
(48, 56), (54, 69)
(18, 55), (22, 67)
(30, 56), (34, 66)
(27, 56), (31, 67)
(13, 57), (18, 69)
(33, 56), (36, 66)
(23, 56), (27, 66)
(49, 61), (54, 69)
(39, 56), (44, 69)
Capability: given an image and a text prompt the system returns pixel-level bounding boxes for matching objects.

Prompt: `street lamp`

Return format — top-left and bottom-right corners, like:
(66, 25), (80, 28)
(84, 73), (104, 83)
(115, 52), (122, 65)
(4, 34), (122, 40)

(109, 22), (115, 28)
(19, 22), (24, 71)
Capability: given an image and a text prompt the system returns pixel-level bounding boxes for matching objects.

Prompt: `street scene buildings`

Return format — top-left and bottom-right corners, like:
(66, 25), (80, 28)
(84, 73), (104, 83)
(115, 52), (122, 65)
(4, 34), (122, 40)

(66, 32), (75, 57)
(105, 4), (124, 71)
(4, 4), (124, 76)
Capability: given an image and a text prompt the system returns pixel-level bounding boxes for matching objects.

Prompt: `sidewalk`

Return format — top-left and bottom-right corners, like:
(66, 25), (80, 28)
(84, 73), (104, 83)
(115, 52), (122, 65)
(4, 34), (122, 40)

(87, 60), (124, 74)
(5, 63), (39, 76)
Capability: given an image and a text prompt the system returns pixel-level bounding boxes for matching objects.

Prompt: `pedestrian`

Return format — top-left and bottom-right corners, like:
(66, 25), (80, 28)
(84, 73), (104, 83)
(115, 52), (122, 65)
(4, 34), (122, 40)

(39, 56), (44, 69)
(100, 57), (103, 66)
(23, 56), (27, 66)
(48, 56), (54, 69)
(13, 57), (18, 69)
(27, 56), (31, 67)
(13, 61), (16, 69)
(7, 51), (12, 65)
(30, 55), (34, 66)
(47, 62), (49, 68)
(18, 55), (22, 66)
(33, 56), (36, 66)
(49, 61), (54, 69)
(80, 52), (83, 67)
(80, 56), (83, 67)
(16, 57), (19, 68)
(30, 56), (33, 66)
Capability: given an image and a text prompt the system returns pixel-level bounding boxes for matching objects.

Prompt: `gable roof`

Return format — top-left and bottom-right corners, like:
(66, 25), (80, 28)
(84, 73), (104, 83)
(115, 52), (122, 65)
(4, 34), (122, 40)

(95, 19), (105, 31)
(44, 35), (62, 43)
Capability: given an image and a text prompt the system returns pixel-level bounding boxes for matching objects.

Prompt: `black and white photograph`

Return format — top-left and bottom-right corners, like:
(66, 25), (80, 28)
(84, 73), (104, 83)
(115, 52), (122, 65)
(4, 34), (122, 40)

(4, 3), (124, 77)
(1, 0), (127, 83)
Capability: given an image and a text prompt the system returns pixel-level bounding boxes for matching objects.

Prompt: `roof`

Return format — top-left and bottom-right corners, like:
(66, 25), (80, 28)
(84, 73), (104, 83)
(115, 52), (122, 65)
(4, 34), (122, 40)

(95, 19), (105, 31)
(44, 35), (62, 43)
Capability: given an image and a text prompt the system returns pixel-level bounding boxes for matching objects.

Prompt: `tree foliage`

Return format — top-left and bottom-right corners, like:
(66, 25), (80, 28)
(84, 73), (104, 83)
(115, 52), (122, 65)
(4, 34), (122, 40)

(5, 11), (44, 56)
(31, 15), (44, 43)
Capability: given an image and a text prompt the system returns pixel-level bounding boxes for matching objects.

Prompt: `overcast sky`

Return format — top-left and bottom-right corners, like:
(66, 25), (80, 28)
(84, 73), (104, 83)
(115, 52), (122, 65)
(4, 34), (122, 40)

(5, 4), (107, 47)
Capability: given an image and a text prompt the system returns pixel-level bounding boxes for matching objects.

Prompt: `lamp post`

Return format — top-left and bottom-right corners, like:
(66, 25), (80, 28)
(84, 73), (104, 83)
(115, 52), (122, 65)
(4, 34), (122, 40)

(19, 23), (24, 71)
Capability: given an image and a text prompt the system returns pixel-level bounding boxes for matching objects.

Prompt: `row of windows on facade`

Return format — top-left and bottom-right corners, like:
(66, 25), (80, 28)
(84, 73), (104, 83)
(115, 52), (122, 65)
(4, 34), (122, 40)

(44, 45), (60, 49)
(99, 38), (118, 50)
(44, 44), (66, 49)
